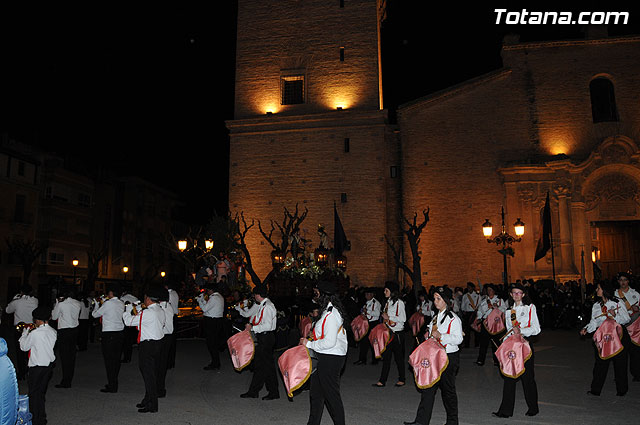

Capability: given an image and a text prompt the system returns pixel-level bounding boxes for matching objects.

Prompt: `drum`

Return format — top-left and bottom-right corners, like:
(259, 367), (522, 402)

(627, 316), (640, 347)
(408, 311), (425, 337)
(593, 318), (624, 360)
(408, 338), (449, 389)
(369, 323), (393, 359)
(227, 330), (255, 371)
(470, 318), (481, 333)
(350, 314), (369, 342)
(278, 345), (313, 398)
(495, 333), (532, 379)
(483, 308), (505, 335)
(299, 316), (313, 340)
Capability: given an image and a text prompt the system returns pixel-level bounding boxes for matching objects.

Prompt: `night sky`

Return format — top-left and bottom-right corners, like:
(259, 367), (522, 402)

(1, 2), (638, 224)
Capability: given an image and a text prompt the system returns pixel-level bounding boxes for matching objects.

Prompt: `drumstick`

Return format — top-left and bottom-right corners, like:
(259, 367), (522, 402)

(593, 305), (622, 320)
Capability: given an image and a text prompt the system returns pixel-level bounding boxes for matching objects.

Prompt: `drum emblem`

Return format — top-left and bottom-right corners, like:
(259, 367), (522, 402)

(231, 349), (237, 356)
(494, 317), (500, 322)
(507, 350), (517, 360)
(373, 338), (378, 345)
(284, 370), (289, 378)
(420, 359), (430, 368)
(603, 334), (613, 343)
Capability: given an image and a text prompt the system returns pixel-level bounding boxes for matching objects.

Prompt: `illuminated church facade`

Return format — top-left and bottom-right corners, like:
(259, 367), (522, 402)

(227, 0), (640, 287)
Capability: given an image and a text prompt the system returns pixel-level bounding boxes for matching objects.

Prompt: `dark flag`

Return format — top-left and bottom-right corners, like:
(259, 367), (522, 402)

(534, 191), (552, 262)
(334, 202), (350, 255)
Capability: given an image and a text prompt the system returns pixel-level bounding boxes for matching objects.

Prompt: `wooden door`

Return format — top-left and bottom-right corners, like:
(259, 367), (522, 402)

(596, 221), (640, 279)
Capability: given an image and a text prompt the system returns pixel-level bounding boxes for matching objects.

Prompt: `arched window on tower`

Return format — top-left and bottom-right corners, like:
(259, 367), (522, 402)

(589, 77), (619, 123)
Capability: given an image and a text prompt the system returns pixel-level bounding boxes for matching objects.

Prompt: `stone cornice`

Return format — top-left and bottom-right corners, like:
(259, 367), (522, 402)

(502, 35), (640, 51)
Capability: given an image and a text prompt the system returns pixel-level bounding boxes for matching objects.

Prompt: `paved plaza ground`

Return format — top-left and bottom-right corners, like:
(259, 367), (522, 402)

(17, 329), (639, 425)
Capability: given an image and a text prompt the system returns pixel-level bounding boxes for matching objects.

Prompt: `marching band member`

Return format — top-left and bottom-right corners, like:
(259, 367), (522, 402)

(460, 283), (480, 348)
(354, 287), (381, 365)
(6, 284), (39, 380)
(165, 282), (180, 369)
(197, 282), (225, 370)
(77, 292), (92, 351)
(373, 281), (406, 388)
(580, 281), (630, 396)
(51, 289), (82, 388)
(157, 287), (174, 398)
(19, 306), (56, 425)
(124, 286), (166, 413)
(417, 289), (435, 319)
(614, 272), (640, 381)
(475, 284), (506, 366)
(92, 284), (125, 393)
(301, 281), (348, 425)
(404, 286), (463, 425)
(236, 284), (280, 400)
(121, 289), (140, 363)
(492, 283), (540, 418)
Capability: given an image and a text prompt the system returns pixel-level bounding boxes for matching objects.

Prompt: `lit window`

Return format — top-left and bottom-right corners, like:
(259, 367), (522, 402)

(281, 75), (305, 105)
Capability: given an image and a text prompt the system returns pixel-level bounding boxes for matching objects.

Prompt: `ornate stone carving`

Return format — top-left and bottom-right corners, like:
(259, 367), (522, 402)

(601, 144), (630, 165)
(584, 173), (640, 216)
(517, 183), (536, 202)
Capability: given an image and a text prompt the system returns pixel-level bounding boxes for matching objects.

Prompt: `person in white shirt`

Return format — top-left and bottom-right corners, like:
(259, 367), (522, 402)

(615, 272), (640, 382)
(165, 283), (179, 369)
(580, 281), (630, 397)
(475, 284), (506, 366)
(373, 281), (406, 388)
(6, 284), (39, 380)
(123, 285), (166, 413)
(301, 281), (348, 425)
(157, 288), (174, 398)
(197, 283), (225, 370)
(355, 287), (381, 365)
(52, 290), (82, 388)
(77, 292), (92, 351)
(236, 284), (279, 400)
(492, 283), (541, 419)
(92, 284), (125, 393)
(20, 306), (56, 425)
(405, 286), (463, 425)
(121, 290), (140, 363)
(461, 282), (481, 348)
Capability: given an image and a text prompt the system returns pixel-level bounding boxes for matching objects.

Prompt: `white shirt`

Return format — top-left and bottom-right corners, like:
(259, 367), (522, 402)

(461, 292), (480, 312)
(615, 288), (640, 314)
(384, 299), (406, 332)
(160, 301), (174, 335)
(92, 297), (125, 332)
(364, 298), (381, 321)
(417, 300), (434, 317)
(427, 310), (463, 353)
(584, 299), (630, 333)
(197, 292), (224, 318)
(237, 298), (277, 334)
(121, 293), (139, 304)
(123, 303), (166, 342)
(505, 303), (541, 339)
(6, 295), (39, 325)
(168, 289), (179, 315)
(477, 296), (506, 320)
(52, 298), (82, 329)
(19, 324), (57, 367)
(305, 302), (348, 355)
(79, 299), (91, 320)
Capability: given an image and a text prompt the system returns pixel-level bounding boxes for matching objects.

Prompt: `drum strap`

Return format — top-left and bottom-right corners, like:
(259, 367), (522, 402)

(618, 291), (632, 312)
(466, 293), (477, 311)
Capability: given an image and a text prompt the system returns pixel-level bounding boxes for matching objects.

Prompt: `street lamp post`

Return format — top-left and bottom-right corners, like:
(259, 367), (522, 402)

(72, 257), (79, 285)
(482, 206), (525, 286)
(123, 265), (129, 281)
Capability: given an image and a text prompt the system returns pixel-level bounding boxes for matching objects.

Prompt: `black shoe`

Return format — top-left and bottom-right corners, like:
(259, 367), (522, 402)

(55, 384), (71, 389)
(525, 410), (539, 416)
(492, 412), (511, 418)
(138, 407), (157, 413)
(353, 360), (366, 365)
(587, 391), (600, 396)
(616, 392), (626, 396)
(262, 394), (279, 400)
(240, 392), (258, 398)
(158, 390), (166, 398)
(403, 421), (425, 425)
(475, 361), (484, 366)
(136, 403), (146, 408)
(633, 377), (640, 382)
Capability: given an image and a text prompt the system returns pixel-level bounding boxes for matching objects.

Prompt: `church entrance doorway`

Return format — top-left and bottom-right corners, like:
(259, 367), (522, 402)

(591, 220), (640, 280)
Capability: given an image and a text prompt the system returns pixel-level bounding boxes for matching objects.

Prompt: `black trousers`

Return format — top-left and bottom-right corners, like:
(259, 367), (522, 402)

(379, 330), (405, 385)
(307, 353), (346, 425)
(461, 312), (477, 348)
(247, 331), (279, 396)
(122, 326), (138, 362)
(622, 326), (640, 380)
(590, 343), (628, 395)
(57, 327), (79, 386)
(14, 329), (28, 379)
(28, 364), (54, 425)
(497, 344), (538, 416)
(477, 326), (501, 364)
(414, 351), (459, 425)
(358, 321), (379, 363)
(77, 319), (89, 351)
(204, 317), (224, 367)
(101, 331), (124, 391)
(139, 339), (163, 410)
(156, 335), (171, 395)
(168, 316), (178, 369)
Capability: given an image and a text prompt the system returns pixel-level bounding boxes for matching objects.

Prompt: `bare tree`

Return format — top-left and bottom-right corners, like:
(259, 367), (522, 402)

(386, 208), (430, 299)
(85, 245), (107, 292)
(231, 212), (262, 285)
(6, 237), (46, 286)
(258, 204), (309, 260)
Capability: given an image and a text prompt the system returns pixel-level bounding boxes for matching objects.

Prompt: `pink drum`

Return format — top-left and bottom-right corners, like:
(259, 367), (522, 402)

(627, 316), (640, 347)
(495, 333), (532, 379)
(369, 323), (393, 359)
(299, 316), (313, 340)
(408, 338), (449, 389)
(593, 318), (624, 360)
(408, 312), (425, 337)
(351, 315), (370, 342)
(227, 330), (255, 371)
(470, 318), (481, 333)
(278, 345), (312, 398)
(483, 309), (505, 335)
